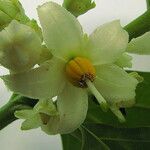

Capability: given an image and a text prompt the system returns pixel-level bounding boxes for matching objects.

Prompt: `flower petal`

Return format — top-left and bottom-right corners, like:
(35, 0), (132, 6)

(87, 20), (129, 65)
(41, 83), (88, 134)
(15, 109), (41, 130)
(0, 20), (42, 73)
(21, 115), (41, 130)
(115, 53), (132, 68)
(37, 2), (84, 60)
(94, 64), (138, 107)
(1, 57), (66, 99)
(127, 32), (150, 55)
(15, 109), (35, 119)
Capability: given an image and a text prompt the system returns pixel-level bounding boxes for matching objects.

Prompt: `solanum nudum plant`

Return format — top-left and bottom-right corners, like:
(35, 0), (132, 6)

(0, 0), (150, 149)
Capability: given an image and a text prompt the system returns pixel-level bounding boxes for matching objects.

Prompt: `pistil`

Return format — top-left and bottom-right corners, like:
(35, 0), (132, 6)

(86, 79), (108, 112)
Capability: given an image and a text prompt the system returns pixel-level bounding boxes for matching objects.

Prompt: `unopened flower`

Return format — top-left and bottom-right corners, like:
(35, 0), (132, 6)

(1, 2), (140, 134)
(63, 0), (96, 17)
(0, 0), (29, 30)
(15, 99), (58, 131)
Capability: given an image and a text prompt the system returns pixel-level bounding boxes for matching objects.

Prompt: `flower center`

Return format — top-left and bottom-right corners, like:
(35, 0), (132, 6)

(65, 57), (96, 88)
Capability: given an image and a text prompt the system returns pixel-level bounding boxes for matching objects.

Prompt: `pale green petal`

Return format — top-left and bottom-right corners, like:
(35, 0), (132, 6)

(37, 2), (84, 60)
(34, 99), (58, 116)
(127, 32), (150, 55)
(87, 20), (129, 65)
(15, 109), (35, 119)
(38, 45), (52, 65)
(1, 57), (66, 99)
(115, 53), (132, 68)
(94, 64), (138, 107)
(15, 109), (41, 130)
(21, 115), (41, 130)
(41, 83), (88, 135)
(0, 20), (42, 73)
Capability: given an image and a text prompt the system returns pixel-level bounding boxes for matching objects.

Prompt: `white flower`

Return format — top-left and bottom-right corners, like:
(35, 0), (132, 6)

(1, 2), (139, 134)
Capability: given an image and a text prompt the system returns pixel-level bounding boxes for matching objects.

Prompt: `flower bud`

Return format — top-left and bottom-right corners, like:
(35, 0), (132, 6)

(0, 0), (29, 30)
(63, 0), (96, 17)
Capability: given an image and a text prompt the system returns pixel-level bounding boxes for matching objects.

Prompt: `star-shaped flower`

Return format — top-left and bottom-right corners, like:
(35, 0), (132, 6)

(1, 2), (139, 134)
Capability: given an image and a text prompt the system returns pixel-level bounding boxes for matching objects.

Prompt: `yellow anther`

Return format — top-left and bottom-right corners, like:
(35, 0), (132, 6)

(66, 57), (96, 88)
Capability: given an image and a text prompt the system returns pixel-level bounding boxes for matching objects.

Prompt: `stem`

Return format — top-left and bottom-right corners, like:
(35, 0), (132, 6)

(146, 0), (150, 9)
(0, 94), (38, 130)
(124, 9), (150, 40)
(86, 80), (108, 112)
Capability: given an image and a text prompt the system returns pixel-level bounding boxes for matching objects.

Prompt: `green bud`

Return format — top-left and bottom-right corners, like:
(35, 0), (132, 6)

(0, 20), (42, 73)
(63, 0), (96, 17)
(0, 0), (29, 30)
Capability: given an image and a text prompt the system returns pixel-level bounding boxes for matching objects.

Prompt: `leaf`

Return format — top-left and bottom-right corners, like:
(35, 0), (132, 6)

(61, 127), (110, 150)
(80, 126), (110, 150)
(82, 124), (150, 150)
(61, 129), (82, 150)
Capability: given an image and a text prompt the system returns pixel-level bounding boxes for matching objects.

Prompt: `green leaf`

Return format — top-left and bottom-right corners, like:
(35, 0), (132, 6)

(80, 126), (110, 150)
(61, 130), (82, 150)
(61, 127), (110, 150)
(62, 122), (150, 150)
(82, 124), (150, 150)
(63, 0), (96, 17)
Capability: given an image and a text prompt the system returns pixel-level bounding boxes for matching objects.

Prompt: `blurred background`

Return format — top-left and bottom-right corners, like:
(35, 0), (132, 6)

(0, 0), (149, 150)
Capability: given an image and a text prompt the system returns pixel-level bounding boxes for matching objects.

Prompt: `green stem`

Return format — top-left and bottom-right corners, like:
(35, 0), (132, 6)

(124, 9), (150, 40)
(146, 0), (150, 9)
(0, 94), (38, 130)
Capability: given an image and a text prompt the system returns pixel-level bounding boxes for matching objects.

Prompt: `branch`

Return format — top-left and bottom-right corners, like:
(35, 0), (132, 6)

(147, 0), (150, 9)
(0, 94), (38, 130)
(124, 9), (150, 40)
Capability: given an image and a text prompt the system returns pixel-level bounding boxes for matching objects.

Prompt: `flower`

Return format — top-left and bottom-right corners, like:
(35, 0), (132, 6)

(15, 99), (58, 131)
(1, 2), (139, 134)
